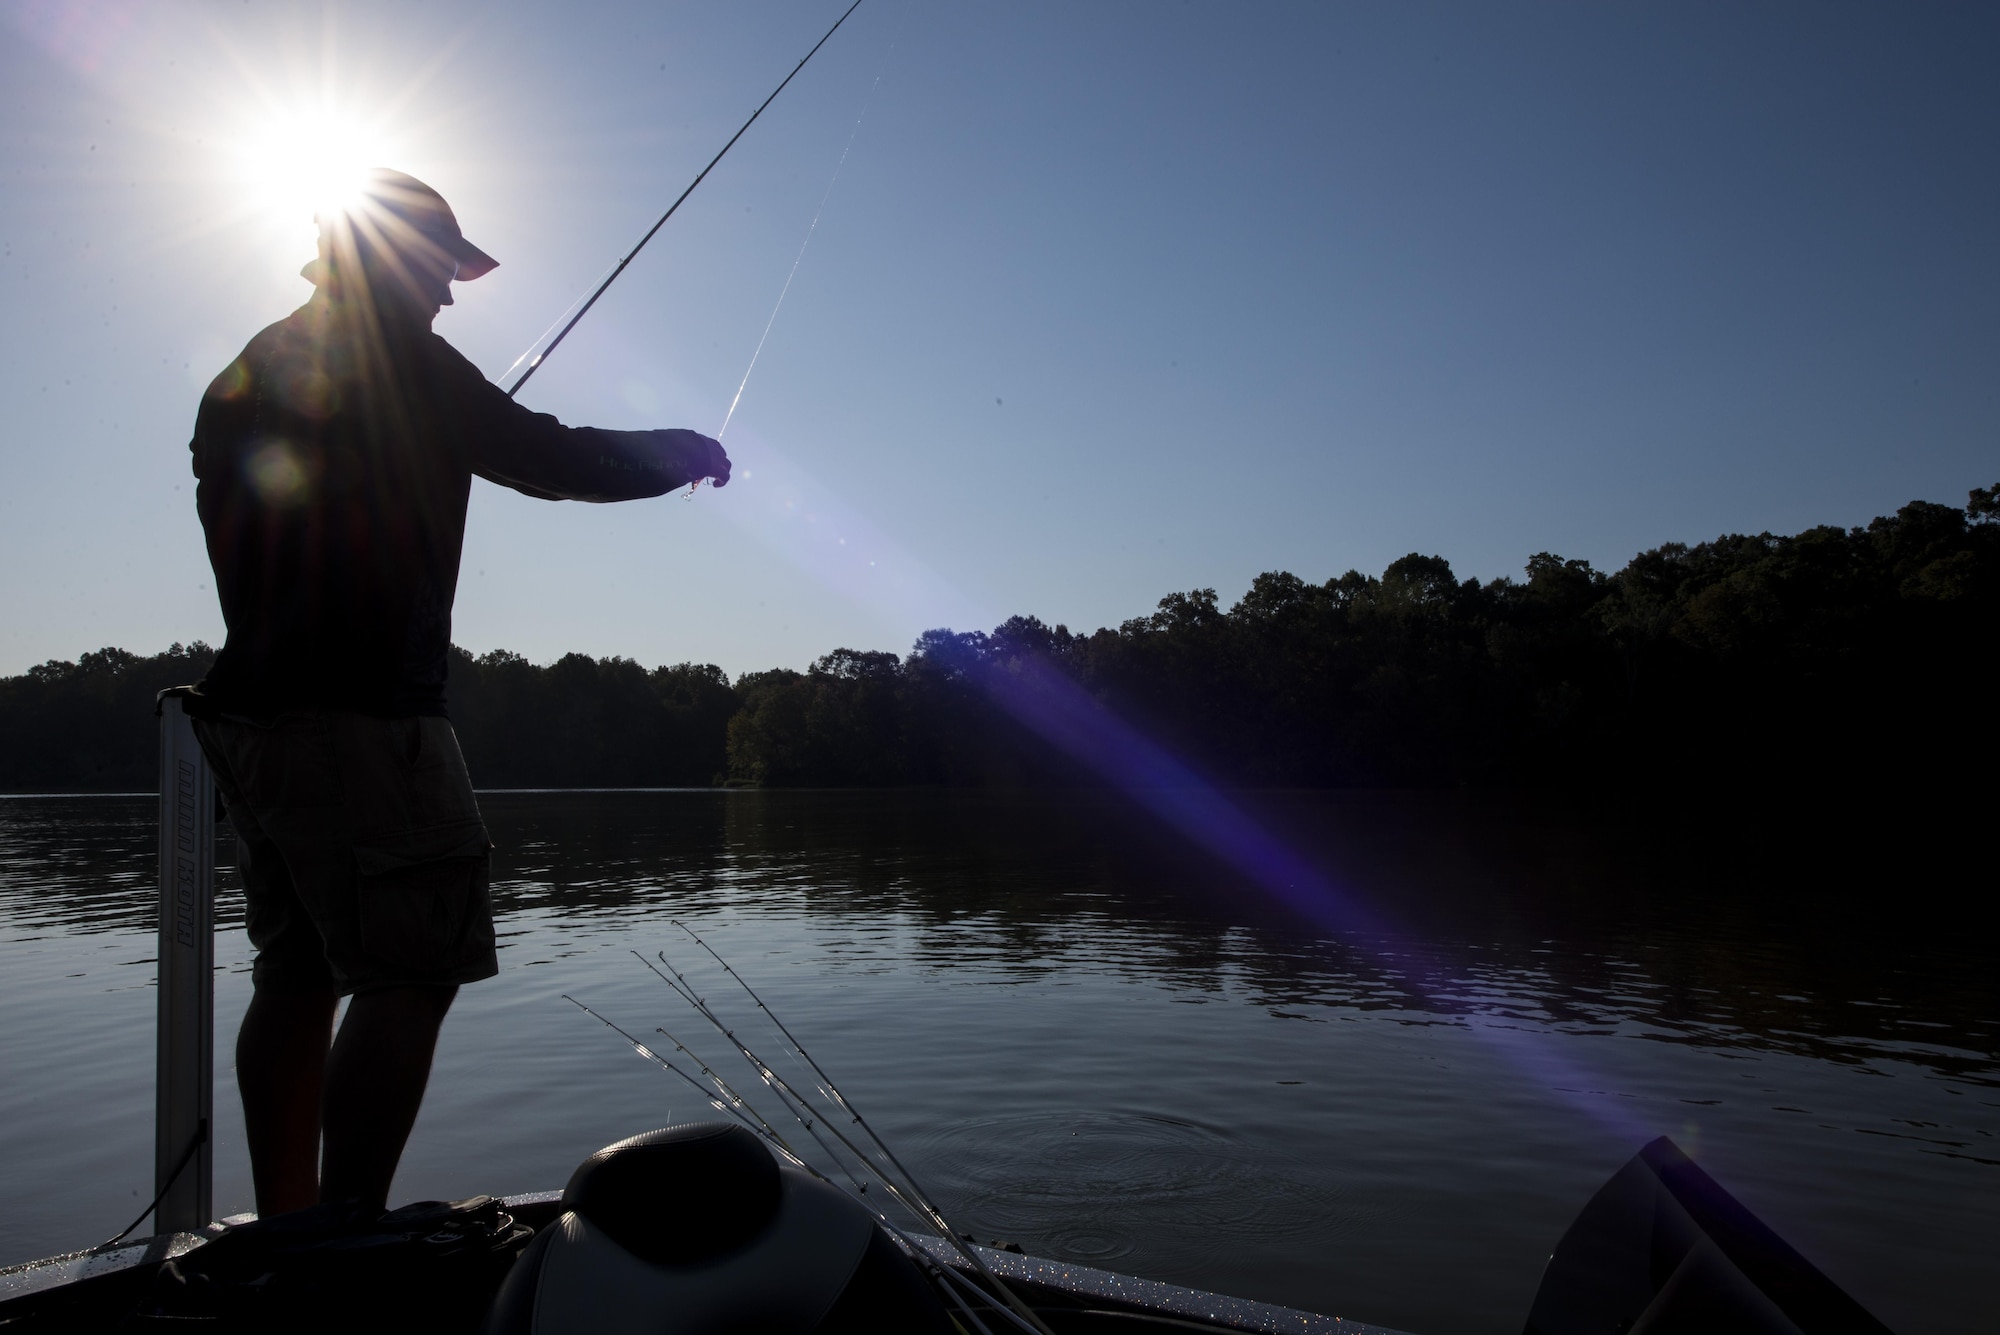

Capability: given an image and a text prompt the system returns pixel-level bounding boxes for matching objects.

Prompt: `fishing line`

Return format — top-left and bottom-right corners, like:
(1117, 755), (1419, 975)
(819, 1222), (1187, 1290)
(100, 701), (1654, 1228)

(716, 25), (899, 441)
(496, 257), (620, 387)
(504, 0), (867, 399)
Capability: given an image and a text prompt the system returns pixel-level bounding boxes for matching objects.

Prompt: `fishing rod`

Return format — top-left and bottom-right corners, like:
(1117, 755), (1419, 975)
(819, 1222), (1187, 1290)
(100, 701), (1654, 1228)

(503, 0), (867, 399)
(651, 935), (1059, 1335)
(637, 952), (933, 1214)
(571, 979), (1037, 1335)
(563, 996), (788, 1146)
(635, 993), (1048, 1335)
(627, 946), (918, 1203)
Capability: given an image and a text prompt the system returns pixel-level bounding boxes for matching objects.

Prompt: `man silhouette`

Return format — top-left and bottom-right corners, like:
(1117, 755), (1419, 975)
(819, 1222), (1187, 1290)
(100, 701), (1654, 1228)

(185, 169), (728, 1215)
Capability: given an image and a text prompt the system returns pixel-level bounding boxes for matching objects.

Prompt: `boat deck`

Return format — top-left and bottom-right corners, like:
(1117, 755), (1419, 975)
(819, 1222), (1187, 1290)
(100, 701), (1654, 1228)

(0, 1192), (1413, 1335)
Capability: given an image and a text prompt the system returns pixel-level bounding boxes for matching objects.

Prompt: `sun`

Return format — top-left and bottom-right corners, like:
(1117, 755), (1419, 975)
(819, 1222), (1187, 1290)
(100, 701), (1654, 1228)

(235, 107), (391, 232)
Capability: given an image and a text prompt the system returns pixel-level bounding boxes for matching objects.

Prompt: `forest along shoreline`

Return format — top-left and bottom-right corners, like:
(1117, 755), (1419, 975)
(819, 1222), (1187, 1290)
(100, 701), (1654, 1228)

(5, 488), (1993, 863)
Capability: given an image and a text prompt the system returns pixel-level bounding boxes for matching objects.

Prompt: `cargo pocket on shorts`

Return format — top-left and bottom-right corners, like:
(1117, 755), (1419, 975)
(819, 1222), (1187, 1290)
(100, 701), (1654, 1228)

(353, 824), (497, 983)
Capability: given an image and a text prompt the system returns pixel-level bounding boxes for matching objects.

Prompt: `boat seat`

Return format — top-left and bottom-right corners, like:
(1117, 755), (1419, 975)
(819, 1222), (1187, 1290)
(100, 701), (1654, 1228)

(485, 1123), (951, 1335)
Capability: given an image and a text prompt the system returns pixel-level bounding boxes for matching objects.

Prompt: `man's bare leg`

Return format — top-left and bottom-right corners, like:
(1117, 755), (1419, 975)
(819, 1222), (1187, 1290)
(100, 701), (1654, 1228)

(237, 986), (339, 1216)
(319, 985), (458, 1210)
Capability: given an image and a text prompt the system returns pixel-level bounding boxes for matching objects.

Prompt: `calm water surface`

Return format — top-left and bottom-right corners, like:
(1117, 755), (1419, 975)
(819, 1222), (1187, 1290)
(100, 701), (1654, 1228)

(0, 790), (1992, 1335)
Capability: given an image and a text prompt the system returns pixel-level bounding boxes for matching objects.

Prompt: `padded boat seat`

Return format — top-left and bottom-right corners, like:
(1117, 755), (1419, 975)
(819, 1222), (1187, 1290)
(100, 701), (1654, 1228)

(486, 1123), (951, 1335)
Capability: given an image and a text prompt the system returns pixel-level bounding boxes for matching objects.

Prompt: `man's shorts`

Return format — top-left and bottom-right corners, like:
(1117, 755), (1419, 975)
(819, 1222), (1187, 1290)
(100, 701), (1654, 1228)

(193, 711), (499, 995)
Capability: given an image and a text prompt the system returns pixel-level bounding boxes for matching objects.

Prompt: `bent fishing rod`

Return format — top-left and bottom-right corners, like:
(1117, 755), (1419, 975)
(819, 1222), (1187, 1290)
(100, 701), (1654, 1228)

(504, 0), (866, 400)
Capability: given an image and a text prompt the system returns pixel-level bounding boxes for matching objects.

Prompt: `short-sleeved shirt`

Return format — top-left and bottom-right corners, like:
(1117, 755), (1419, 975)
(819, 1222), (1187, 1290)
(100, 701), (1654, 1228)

(190, 295), (706, 719)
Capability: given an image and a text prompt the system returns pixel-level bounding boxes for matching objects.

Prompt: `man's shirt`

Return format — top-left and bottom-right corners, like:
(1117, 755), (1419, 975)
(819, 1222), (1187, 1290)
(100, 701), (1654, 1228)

(191, 295), (701, 718)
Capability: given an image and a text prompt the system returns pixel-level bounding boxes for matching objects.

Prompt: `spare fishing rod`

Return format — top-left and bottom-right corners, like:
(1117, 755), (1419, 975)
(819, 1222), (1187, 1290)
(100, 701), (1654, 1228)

(644, 937), (1060, 1335)
(570, 976), (1044, 1335)
(503, 0), (867, 399)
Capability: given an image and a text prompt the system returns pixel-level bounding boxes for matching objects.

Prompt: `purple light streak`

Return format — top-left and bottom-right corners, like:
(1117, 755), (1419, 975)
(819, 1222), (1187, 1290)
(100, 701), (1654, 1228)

(705, 431), (1652, 1151)
(976, 651), (1655, 1149)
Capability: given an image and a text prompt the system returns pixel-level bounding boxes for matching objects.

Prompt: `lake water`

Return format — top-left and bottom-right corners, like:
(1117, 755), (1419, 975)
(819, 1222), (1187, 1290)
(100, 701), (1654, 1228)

(0, 789), (1992, 1334)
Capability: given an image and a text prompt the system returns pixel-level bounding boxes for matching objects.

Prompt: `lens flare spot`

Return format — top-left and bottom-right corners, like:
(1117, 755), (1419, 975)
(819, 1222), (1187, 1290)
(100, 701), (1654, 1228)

(246, 442), (313, 507)
(208, 359), (252, 402)
(281, 369), (340, 419)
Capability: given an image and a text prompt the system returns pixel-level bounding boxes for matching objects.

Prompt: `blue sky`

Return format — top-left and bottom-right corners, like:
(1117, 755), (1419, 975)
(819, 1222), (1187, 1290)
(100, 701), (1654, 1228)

(3, 0), (1995, 678)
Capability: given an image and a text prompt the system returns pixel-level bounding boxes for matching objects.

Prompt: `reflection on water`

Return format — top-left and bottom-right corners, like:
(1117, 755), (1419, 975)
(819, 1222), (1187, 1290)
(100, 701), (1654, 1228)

(0, 790), (1993, 1335)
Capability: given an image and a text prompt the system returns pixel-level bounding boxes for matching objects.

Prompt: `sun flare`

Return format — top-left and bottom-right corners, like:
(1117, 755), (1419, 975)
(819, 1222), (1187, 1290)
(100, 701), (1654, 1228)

(235, 108), (390, 231)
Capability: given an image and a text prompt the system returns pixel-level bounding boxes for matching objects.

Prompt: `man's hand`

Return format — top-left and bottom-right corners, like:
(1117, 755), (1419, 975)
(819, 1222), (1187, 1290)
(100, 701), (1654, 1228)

(661, 429), (731, 489)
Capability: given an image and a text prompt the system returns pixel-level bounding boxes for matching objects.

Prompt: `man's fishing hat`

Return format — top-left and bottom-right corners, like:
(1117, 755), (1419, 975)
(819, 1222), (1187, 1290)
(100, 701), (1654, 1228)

(322, 168), (498, 280)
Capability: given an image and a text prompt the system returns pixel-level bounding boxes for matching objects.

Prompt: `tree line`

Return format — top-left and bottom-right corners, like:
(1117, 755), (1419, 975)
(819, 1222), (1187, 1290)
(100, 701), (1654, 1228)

(2, 486), (1992, 795)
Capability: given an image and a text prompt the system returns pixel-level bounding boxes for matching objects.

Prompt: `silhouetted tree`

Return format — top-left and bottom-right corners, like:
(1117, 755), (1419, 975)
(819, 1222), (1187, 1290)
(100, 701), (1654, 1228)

(0, 643), (217, 790)
(452, 649), (738, 787)
(6, 485), (1994, 799)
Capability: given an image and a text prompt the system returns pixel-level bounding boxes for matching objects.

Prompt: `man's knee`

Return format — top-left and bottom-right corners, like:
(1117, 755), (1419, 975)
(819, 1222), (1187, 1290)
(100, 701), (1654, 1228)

(409, 982), (459, 1021)
(241, 983), (341, 1031)
(348, 983), (459, 1027)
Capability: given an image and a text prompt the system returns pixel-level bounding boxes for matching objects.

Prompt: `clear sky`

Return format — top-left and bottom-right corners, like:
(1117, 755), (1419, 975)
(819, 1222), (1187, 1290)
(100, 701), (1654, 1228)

(3, 0), (1995, 679)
